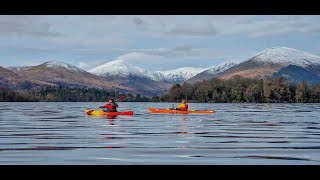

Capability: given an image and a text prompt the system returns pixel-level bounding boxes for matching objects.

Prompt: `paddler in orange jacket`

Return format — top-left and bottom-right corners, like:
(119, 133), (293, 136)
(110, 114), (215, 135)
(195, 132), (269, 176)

(176, 99), (188, 111)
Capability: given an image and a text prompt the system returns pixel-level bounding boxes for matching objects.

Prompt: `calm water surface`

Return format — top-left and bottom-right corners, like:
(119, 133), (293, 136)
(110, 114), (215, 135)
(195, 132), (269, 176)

(0, 102), (320, 164)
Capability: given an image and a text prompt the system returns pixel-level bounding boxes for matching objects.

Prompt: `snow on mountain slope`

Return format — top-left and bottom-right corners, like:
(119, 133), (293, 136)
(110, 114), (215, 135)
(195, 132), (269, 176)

(205, 61), (238, 75)
(86, 47), (320, 83)
(250, 47), (320, 67)
(88, 60), (208, 82)
(7, 66), (33, 72)
(186, 61), (239, 83)
(150, 67), (208, 82)
(43, 61), (86, 73)
(88, 60), (147, 77)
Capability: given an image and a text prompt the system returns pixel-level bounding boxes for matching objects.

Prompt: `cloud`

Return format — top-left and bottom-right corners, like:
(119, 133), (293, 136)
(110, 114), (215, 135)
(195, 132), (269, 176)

(0, 15), (132, 52)
(88, 45), (249, 62)
(1, 15), (320, 44)
(1, 15), (320, 69)
(129, 46), (228, 59)
(131, 16), (219, 37)
(130, 46), (195, 57)
(166, 24), (218, 36)
(0, 15), (63, 37)
(132, 17), (144, 26)
(117, 52), (165, 63)
(131, 48), (171, 56)
(130, 15), (320, 38)
(174, 45), (193, 52)
(217, 16), (320, 38)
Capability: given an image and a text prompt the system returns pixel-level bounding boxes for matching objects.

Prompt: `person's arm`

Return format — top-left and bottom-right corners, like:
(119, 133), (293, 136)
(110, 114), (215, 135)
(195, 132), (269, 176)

(99, 104), (106, 108)
(114, 103), (118, 108)
(185, 104), (188, 111)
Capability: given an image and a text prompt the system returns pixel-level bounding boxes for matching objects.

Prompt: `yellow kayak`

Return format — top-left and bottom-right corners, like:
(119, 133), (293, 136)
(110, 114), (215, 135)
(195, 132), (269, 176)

(85, 109), (134, 116)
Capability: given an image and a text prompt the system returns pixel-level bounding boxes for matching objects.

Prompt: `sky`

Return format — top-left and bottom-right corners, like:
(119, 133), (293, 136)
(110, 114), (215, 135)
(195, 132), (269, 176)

(0, 15), (320, 71)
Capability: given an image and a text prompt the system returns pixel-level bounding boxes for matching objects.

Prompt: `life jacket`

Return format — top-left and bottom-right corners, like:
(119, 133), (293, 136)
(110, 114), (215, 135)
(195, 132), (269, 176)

(104, 102), (118, 110)
(178, 103), (188, 111)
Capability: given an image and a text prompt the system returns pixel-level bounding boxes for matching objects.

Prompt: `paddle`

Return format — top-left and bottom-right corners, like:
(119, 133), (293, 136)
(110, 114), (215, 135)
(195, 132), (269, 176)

(98, 96), (127, 109)
(115, 95), (127, 102)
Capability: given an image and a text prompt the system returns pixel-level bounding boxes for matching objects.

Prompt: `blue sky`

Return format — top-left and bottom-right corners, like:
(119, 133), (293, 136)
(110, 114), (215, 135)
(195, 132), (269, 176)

(0, 15), (319, 71)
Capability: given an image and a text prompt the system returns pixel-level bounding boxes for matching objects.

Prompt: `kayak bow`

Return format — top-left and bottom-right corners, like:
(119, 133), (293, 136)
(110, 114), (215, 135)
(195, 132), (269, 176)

(85, 109), (134, 116)
(148, 107), (215, 114)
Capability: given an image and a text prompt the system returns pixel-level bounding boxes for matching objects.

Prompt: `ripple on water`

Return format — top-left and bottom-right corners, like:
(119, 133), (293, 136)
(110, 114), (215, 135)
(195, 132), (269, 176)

(0, 102), (320, 164)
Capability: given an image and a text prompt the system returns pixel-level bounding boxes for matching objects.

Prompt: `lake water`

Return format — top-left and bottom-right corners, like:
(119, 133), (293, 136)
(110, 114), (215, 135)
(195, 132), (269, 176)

(0, 102), (320, 164)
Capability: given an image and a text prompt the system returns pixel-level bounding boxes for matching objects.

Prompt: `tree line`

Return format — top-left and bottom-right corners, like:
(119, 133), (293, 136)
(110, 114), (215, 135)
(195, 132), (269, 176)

(0, 86), (151, 102)
(160, 75), (320, 103)
(2, 75), (320, 103)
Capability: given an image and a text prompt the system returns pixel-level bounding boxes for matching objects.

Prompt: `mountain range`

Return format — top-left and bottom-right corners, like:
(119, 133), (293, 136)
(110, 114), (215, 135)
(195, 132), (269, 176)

(87, 59), (209, 83)
(197, 47), (320, 83)
(0, 65), (49, 89)
(1, 47), (320, 96)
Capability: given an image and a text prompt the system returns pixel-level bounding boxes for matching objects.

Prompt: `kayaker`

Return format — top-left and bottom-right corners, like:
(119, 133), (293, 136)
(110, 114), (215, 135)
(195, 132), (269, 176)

(99, 99), (118, 112)
(176, 99), (188, 111)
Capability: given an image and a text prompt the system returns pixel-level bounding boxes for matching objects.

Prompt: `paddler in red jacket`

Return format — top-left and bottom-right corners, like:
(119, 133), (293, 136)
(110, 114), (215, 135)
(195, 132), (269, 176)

(99, 99), (118, 112)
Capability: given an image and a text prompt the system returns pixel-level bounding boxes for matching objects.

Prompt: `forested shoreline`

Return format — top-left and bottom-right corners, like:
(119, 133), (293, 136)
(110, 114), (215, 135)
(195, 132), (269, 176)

(161, 76), (320, 103)
(1, 75), (320, 103)
(0, 86), (150, 102)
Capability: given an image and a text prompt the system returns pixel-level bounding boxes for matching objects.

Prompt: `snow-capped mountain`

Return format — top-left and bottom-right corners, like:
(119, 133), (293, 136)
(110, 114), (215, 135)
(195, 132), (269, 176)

(217, 47), (320, 81)
(16, 60), (130, 91)
(88, 59), (146, 77)
(249, 47), (320, 67)
(88, 59), (208, 83)
(151, 67), (208, 82)
(5, 46), (320, 95)
(7, 66), (33, 72)
(188, 47), (320, 83)
(43, 60), (87, 73)
(205, 61), (238, 75)
(187, 61), (238, 83)
(87, 60), (171, 95)
(0, 66), (45, 89)
(7, 60), (87, 74)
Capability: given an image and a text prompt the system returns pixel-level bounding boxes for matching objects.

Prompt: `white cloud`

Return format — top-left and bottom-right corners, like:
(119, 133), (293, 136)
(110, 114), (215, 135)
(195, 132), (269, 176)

(131, 15), (320, 38)
(0, 15), (63, 37)
(1, 15), (320, 44)
(117, 52), (165, 64)
(1, 15), (320, 69)
(168, 24), (217, 36)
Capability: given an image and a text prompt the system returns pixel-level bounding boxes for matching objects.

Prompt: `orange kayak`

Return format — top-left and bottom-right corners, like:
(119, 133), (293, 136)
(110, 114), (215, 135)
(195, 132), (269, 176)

(148, 107), (215, 114)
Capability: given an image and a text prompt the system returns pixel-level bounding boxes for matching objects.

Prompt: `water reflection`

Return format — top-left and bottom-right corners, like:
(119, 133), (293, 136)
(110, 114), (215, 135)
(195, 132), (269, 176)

(105, 116), (117, 126)
(106, 119), (115, 126)
(178, 117), (188, 134)
(106, 115), (117, 119)
(180, 117), (187, 121)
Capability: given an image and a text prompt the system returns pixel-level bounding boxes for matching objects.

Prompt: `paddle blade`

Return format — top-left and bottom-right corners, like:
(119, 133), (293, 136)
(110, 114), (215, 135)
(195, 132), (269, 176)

(117, 96), (126, 101)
